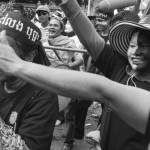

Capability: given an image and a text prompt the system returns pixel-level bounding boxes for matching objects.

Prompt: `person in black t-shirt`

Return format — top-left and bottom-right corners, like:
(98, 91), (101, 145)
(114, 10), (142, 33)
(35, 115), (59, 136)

(0, 12), (58, 150)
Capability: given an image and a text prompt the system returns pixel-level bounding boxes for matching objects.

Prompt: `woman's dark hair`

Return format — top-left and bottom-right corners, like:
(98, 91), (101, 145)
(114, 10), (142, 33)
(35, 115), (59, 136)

(129, 29), (150, 48)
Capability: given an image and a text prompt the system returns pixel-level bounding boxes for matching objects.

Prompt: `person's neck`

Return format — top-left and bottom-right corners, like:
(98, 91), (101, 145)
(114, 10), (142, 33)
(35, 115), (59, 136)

(127, 65), (150, 77)
(41, 20), (49, 28)
(4, 78), (27, 93)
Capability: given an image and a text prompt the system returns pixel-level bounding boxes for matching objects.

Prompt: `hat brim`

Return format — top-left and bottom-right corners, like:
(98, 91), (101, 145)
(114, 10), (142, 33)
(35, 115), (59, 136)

(109, 21), (150, 57)
(36, 9), (49, 14)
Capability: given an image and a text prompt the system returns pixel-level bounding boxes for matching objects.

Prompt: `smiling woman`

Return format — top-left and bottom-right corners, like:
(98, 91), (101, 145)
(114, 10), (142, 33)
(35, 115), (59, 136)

(127, 30), (150, 74)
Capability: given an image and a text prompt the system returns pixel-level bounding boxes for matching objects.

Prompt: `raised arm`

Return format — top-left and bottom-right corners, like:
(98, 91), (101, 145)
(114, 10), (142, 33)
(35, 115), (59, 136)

(59, 0), (105, 61)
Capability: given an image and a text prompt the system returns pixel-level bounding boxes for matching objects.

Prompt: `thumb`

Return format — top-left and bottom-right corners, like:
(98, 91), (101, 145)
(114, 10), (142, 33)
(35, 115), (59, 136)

(0, 30), (9, 45)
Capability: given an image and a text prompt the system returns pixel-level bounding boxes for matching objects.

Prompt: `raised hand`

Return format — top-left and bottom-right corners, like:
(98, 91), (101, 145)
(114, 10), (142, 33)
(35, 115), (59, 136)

(0, 30), (22, 75)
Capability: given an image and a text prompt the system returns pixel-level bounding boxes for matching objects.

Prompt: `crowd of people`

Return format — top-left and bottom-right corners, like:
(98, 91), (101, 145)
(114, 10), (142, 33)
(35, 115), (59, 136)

(0, 0), (150, 150)
(0, 2), (38, 19)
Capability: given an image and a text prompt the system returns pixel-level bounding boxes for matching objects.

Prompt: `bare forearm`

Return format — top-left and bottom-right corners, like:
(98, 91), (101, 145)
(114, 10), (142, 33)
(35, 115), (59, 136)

(14, 61), (150, 134)
(16, 61), (105, 100)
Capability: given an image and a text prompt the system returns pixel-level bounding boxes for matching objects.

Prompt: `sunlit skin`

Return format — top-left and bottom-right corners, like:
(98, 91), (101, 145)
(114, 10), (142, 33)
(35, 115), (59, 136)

(127, 31), (150, 74)
(49, 18), (63, 38)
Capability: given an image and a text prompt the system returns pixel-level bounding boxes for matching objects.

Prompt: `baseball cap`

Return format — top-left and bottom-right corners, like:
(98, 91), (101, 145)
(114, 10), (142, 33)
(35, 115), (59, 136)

(0, 12), (50, 66)
(36, 5), (50, 14)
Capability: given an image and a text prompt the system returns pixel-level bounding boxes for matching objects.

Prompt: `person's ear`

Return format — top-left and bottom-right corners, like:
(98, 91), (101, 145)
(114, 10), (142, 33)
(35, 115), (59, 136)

(24, 51), (36, 62)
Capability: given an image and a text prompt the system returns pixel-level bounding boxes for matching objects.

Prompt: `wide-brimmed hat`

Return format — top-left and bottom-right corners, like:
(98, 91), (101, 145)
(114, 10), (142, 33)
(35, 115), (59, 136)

(109, 14), (150, 57)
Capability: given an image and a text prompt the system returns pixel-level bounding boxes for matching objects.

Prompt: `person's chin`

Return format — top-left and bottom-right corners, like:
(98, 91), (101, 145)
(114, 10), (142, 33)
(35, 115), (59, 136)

(49, 34), (56, 38)
(132, 64), (147, 73)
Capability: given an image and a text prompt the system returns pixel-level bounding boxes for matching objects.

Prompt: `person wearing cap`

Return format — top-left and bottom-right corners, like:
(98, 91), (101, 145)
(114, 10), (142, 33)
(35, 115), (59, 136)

(0, 12), (58, 150)
(39, 0), (150, 150)
(93, 8), (113, 42)
(86, 9), (114, 75)
(35, 5), (51, 43)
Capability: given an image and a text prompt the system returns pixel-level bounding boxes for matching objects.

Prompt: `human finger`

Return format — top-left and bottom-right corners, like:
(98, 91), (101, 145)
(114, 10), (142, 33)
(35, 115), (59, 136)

(0, 30), (9, 45)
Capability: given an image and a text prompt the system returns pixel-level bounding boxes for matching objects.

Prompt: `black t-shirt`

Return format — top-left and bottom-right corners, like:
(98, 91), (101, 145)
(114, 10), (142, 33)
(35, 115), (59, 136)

(94, 44), (150, 150)
(0, 82), (58, 150)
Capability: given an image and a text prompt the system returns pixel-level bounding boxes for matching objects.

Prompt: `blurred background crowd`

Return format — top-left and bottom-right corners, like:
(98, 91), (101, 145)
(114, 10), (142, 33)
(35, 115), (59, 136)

(0, 0), (150, 150)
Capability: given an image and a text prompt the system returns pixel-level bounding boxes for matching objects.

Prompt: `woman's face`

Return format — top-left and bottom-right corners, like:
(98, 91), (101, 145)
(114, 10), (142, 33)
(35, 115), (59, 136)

(65, 20), (73, 33)
(49, 18), (62, 38)
(127, 31), (150, 73)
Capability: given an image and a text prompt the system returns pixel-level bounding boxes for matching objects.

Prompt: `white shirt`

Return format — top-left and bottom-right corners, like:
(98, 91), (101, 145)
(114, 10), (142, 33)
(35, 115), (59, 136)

(35, 22), (50, 43)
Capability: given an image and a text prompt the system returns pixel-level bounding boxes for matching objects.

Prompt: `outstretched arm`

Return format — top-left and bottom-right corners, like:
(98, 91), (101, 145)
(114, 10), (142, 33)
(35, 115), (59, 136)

(0, 33), (149, 135)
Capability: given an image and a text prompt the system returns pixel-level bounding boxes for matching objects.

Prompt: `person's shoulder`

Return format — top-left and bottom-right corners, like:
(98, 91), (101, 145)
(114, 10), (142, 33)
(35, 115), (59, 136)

(66, 36), (77, 48)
